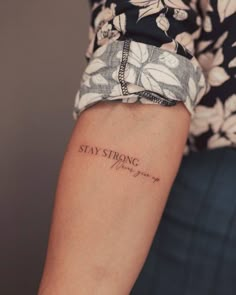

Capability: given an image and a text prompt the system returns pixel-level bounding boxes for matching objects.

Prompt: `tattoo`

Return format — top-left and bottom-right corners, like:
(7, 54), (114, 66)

(78, 144), (160, 184)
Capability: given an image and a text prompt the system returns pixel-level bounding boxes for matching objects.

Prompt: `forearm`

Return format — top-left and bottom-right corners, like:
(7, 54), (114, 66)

(38, 101), (190, 295)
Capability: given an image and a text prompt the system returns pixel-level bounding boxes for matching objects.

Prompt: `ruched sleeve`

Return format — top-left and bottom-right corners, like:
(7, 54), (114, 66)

(73, 0), (207, 119)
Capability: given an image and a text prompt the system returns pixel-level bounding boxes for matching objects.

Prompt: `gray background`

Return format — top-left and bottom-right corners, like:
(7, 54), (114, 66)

(0, 1), (89, 294)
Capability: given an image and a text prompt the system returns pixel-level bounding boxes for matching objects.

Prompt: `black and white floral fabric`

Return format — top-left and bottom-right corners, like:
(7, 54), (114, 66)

(73, 0), (236, 154)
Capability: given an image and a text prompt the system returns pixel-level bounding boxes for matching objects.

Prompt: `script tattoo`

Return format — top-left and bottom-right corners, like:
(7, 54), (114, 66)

(78, 144), (160, 184)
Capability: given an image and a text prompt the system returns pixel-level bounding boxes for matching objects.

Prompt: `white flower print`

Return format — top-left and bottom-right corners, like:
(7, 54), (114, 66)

(196, 16), (202, 26)
(213, 31), (229, 49)
(127, 84), (145, 93)
(163, 0), (189, 10)
(74, 0), (235, 153)
(76, 92), (103, 110)
(114, 41), (183, 98)
(221, 115), (236, 143)
(173, 9), (188, 21)
(94, 3), (116, 28)
(142, 63), (181, 87)
(208, 111), (236, 148)
(156, 13), (170, 31)
(198, 48), (230, 88)
(190, 105), (215, 136)
(130, 0), (190, 10)
(113, 13), (127, 33)
(208, 66), (230, 87)
(141, 65), (164, 93)
(82, 58), (107, 88)
(197, 40), (213, 52)
(225, 94), (236, 117)
(217, 0), (236, 23)
(85, 59), (106, 75)
(158, 51), (179, 68)
(191, 96), (236, 148)
(109, 84), (123, 97)
(91, 74), (108, 85)
(93, 43), (109, 58)
(129, 0), (159, 7)
(175, 32), (195, 55)
(194, 72), (207, 105)
(163, 89), (178, 100)
(188, 77), (197, 103)
(97, 22), (120, 46)
(203, 15), (212, 32)
(111, 55), (139, 96)
(160, 40), (178, 53)
(128, 42), (149, 67)
(208, 134), (232, 148)
(229, 57), (236, 68)
(137, 2), (164, 21)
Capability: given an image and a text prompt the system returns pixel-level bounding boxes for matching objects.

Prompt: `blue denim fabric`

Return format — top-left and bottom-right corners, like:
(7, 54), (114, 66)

(130, 147), (236, 295)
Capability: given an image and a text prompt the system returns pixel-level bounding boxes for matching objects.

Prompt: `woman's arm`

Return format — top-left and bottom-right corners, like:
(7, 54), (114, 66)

(38, 100), (190, 295)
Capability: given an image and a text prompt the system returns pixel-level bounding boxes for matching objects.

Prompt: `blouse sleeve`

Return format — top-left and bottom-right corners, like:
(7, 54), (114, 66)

(73, 0), (207, 120)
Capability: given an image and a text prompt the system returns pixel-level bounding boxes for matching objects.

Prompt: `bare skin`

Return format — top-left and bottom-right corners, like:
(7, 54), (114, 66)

(38, 100), (190, 295)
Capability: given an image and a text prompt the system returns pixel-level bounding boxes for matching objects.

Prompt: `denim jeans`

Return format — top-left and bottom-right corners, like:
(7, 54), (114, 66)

(130, 147), (236, 295)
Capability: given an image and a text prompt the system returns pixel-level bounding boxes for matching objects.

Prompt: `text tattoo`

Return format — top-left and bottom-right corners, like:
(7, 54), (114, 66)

(78, 144), (160, 184)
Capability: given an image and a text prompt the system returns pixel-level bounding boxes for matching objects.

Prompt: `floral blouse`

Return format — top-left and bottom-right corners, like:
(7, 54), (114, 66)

(73, 0), (236, 155)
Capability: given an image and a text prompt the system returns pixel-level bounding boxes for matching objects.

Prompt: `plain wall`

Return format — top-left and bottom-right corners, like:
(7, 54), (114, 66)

(0, 1), (89, 294)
